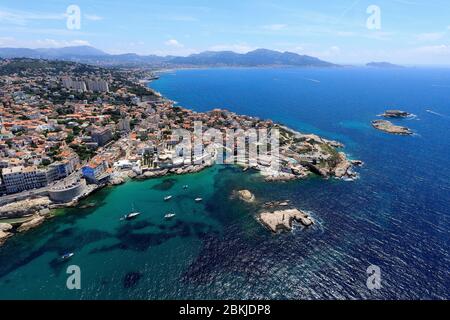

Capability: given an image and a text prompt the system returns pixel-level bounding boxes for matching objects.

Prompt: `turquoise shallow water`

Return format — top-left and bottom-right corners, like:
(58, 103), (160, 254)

(1, 67), (450, 299)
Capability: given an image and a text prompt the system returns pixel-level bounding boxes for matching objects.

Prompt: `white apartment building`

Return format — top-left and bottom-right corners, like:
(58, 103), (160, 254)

(1, 166), (48, 194)
(86, 79), (109, 92)
(62, 78), (87, 92)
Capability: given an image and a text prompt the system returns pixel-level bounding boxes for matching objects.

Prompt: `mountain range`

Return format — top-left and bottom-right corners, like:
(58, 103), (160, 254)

(0, 46), (337, 68)
(366, 61), (404, 68)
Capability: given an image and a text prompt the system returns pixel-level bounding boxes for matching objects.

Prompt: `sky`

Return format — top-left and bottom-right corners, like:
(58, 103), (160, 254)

(1, 0), (450, 65)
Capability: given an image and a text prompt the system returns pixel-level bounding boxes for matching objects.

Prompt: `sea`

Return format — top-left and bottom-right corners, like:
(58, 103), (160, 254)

(0, 67), (449, 299)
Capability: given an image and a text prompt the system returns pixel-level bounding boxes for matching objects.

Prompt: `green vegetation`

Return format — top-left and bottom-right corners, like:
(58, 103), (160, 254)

(320, 143), (341, 166)
(70, 144), (96, 161)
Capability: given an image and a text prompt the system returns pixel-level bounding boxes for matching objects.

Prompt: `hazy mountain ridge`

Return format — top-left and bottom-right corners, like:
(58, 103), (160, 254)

(366, 61), (404, 68)
(0, 46), (336, 67)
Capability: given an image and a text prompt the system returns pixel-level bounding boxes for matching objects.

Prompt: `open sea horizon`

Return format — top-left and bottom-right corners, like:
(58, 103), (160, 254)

(0, 67), (449, 299)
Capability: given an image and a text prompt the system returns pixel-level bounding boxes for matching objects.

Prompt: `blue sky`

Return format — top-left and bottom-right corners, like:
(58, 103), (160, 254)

(1, 0), (450, 64)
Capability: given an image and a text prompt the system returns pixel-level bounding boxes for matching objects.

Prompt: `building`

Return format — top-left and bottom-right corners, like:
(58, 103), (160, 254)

(46, 156), (79, 183)
(86, 79), (109, 92)
(62, 78), (87, 92)
(81, 160), (110, 184)
(91, 128), (113, 147)
(1, 166), (48, 194)
(48, 179), (86, 203)
(118, 117), (131, 132)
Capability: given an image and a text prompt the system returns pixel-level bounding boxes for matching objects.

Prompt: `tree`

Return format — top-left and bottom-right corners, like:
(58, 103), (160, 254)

(65, 133), (75, 144)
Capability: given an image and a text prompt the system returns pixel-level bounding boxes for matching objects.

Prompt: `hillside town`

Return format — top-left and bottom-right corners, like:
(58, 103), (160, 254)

(0, 58), (360, 244)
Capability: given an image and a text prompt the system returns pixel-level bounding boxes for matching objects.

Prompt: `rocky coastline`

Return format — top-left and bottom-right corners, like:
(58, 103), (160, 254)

(0, 141), (359, 246)
(0, 102), (362, 247)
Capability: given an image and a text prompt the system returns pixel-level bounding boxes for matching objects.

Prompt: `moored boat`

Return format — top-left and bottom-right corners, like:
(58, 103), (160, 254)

(61, 252), (74, 260)
(164, 213), (176, 219)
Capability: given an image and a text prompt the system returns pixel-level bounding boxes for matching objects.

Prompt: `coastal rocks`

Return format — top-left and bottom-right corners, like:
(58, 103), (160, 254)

(236, 190), (256, 203)
(0, 223), (13, 232)
(110, 171), (135, 185)
(127, 171), (138, 179)
(17, 214), (45, 233)
(79, 202), (96, 209)
(171, 164), (207, 175)
(351, 160), (364, 167)
(263, 200), (291, 209)
(381, 110), (412, 118)
(0, 197), (52, 218)
(333, 152), (353, 178)
(372, 120), (413, 135)
(259, 167), (298, 182)
(0, 222), (13, 244)
(259, 209), (314, 233)
(0, 230), (12, 246)
(110, 176), (126, 186)
(137, 169), (169, 179)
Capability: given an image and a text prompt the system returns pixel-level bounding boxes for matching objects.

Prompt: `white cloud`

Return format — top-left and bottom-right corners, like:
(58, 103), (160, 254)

(0, 8), (65, 25)
(415, 32), (445, 42)
(364, 31), (395, 41)
(164, 39), (184, 48)
(415, 44), (450, 55)
(301, 45), (343, 60)
(0, 37), (91, 48)
(84, 14), (103, 21)
(263, 24), (287, 31)
(159, 14), (198, 22)
(209, 43), (256, 53)
(36, 39), (91, 48)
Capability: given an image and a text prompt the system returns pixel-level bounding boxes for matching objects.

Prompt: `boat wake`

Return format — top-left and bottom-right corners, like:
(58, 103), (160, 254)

(303, 78), (321, 83)
(426, 109), (449, 119)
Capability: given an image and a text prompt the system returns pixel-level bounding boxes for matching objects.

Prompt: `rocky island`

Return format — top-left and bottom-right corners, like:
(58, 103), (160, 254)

(372, 120), (413, 135)
(381, 110), (412, 118)
(259, 208), (314, 233)
(236, 190), (256, 203)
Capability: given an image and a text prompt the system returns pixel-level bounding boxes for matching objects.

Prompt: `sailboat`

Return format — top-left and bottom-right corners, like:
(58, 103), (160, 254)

(164, 195), (173, 201)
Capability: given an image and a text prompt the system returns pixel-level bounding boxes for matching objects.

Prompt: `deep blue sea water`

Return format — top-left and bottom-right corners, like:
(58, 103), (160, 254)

(0, 67), (449, 299)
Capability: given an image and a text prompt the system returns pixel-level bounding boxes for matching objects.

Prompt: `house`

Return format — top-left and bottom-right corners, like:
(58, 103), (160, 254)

(81, 159), (110, 184)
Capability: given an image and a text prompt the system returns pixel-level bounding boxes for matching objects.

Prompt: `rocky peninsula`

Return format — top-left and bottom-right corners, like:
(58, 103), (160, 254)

(372, 120), (413, 135)
(0, 59), (363, 246)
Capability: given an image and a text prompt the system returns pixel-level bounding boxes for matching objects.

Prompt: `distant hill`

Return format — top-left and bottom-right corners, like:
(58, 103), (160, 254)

(0, 46), (337, 68)
(170, 49), (336, 67)
(366, 62), (404, 68)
